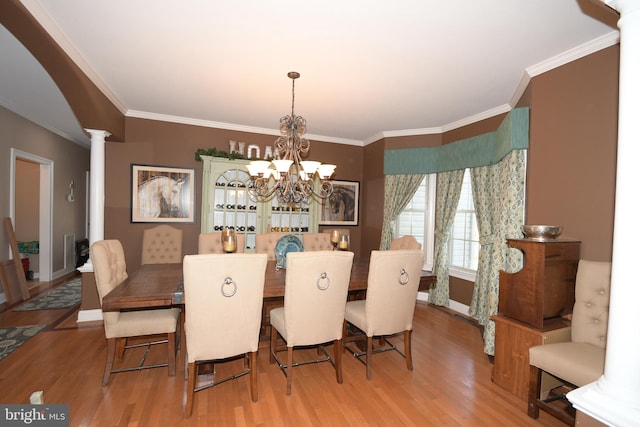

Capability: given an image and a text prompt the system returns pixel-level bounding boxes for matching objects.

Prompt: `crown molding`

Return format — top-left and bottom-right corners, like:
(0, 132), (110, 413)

(126, 110), (364, 146)
(526, 30), (619, 77)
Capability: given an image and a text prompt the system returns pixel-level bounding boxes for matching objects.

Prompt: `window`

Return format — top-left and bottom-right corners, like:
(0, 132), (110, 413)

(395, 174), (436, 271)
(449, 169), (479, 281)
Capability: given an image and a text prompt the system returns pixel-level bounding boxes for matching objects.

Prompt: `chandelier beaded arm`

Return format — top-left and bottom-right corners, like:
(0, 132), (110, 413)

(247, 72), (335, 206)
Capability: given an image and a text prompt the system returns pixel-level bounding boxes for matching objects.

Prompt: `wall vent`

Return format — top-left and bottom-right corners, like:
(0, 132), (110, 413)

(64, 233), (75, 270)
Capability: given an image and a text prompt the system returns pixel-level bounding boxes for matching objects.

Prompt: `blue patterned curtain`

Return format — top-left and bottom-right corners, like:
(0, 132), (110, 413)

(429, 169), (464, 306)
(380, 174), (426, 250)
(469, 149), (525, 354)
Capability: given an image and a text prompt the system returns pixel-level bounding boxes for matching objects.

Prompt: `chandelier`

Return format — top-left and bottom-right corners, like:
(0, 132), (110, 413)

(247, 72), (335, 205)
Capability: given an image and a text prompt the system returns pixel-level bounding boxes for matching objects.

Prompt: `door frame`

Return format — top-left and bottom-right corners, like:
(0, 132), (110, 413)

(10, 148), (53, 282)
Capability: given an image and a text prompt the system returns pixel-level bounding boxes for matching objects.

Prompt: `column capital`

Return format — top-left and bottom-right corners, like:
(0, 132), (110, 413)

(84, 129), (111, 140)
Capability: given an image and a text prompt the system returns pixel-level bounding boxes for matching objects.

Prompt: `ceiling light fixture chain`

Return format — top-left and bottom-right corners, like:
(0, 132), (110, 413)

(247, 71), (336, 206)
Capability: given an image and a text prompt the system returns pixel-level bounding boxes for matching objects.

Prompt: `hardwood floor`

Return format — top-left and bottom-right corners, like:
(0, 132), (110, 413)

(0, 277), (566, 426)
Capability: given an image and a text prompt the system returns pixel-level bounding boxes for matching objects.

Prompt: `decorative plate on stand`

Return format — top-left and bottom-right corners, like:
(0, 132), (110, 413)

(275, 235), (304, 269)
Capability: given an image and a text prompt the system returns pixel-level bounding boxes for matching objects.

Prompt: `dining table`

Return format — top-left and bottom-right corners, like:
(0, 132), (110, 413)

(101, 259), (437, 312)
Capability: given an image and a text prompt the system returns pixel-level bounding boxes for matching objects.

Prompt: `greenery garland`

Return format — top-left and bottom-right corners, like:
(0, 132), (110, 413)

(194, 147), (247, 161)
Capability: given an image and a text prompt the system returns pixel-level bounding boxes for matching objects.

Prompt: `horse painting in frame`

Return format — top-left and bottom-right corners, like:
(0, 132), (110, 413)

(131, 164), (195, 223)
(320, 180), (359, 226)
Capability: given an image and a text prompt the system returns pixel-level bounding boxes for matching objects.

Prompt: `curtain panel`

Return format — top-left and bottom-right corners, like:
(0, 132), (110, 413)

(379, 174), (426, 250)
(429, 169), (464, 305)
(469, 150), (525, 355)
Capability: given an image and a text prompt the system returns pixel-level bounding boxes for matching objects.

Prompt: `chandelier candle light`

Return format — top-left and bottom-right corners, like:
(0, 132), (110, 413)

(247, 72), (336, 205)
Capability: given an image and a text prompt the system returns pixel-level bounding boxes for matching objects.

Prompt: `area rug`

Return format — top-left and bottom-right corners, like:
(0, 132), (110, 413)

(0, 325), (47, 361)
(14, 279), (82, 311)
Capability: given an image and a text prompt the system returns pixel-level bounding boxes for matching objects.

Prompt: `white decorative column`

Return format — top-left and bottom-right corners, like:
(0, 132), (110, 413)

(568, 1), (640, 425)
(76, 129), (110, 322)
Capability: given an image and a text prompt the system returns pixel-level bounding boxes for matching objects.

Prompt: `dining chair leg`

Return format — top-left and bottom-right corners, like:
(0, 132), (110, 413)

(334, 339), (343, 384)
(249, 351), (258, 402)
(177, 309), (184, 350)
(185, 361), (196, 417)
(366, 336), (373, 380)
(116, 337), (127, 358)
(167, 332), (177, 376)
(103, 338), (116, 385)
(184, 351), (189, 380)
(404, 330), (413, 371)
(342, 320), (348, 353)
(528, 365), (542, 419)
(270, 326), (277, 364)
(286, 347), (293, 395)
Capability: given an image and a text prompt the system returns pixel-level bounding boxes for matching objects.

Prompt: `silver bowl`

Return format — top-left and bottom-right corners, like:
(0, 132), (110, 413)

(521, 225), (563, 241)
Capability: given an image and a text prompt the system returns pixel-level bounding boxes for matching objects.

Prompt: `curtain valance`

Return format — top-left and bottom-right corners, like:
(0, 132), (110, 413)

(384, 108), (529, 175)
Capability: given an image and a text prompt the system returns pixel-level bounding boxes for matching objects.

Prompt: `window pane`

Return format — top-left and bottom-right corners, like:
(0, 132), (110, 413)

(394, 175), (436, 270)
(450, 169), (479, 271)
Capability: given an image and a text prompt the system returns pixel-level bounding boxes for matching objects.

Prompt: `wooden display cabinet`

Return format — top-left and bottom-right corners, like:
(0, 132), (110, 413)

(498, 238), (580, 329)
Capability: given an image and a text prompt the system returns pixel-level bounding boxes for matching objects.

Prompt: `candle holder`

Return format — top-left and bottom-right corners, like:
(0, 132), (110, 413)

(330, 229), (340, 251)
(338, 234), (349, 251)
(221, 229), (237, 253)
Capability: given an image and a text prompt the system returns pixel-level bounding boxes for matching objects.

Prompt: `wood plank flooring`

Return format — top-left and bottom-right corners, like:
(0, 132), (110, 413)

(0, 275), (566, 426)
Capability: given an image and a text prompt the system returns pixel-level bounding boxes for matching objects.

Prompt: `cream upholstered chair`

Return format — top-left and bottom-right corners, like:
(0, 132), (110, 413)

(527, 260), (611, 425)
(182, 253), (267, 416)
(270, 251), (354, 395)
(302, 233), (333, 251)
(390, 235), (422, 250)
(141, 224), (183, 264)
(90, 239), (181, 385)
(255, 232), (289, 260)
(198, 232), (245, 253)
(343, 249), (424, 380)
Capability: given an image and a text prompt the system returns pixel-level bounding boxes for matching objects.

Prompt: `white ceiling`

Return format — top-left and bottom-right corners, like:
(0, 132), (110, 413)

(0, 0), (619, 148)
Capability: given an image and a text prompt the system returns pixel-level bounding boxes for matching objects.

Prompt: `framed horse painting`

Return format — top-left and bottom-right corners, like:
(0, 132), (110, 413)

(319, 180), (359, 226)
(131, 164), (196, 223)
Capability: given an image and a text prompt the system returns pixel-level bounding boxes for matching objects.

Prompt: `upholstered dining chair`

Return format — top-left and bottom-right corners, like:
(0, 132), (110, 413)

(302, 233), (333, 251)
(343, 249), (424, 380)
(390, 235), (422, 250)
(141, 224), (183, 264)
(270, 250), (354, 395)
(182, 253), (268, 417)
(198, 232), (245, 253)
(90, 239), (181, 385)
(527, 260), (611, 425)
(255, 232), (289, 260)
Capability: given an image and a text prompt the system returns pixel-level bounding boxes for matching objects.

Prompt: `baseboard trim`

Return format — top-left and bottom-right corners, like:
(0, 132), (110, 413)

(77, 309), (103, 323)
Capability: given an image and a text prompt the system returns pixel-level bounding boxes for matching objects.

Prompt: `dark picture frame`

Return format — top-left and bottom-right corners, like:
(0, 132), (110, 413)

(319, 180), (359, 226)
(131, 164), (195, 223)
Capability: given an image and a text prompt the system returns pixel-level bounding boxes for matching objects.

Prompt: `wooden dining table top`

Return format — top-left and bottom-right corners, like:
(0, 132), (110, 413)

(101, 259), (436, 312)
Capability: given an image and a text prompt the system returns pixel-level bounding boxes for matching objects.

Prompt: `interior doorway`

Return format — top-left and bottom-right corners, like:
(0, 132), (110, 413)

(10, 148), (53, 282)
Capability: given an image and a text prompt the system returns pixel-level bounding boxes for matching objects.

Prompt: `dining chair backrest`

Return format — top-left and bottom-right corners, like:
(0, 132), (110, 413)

(182, 253), (268, 362)
(364, 250), (424, 336)
(390, 235), (422, 250)
(141, 224), (183, 264)
(255, 232), (289, 260)
(91, 239), (128, 304)
(302, 233), (333, 251)
(283, 251), (354, 346)
(198, 232), (245, 254)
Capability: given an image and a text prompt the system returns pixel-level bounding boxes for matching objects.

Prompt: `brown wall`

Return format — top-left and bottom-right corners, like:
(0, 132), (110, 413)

(526, 46), (618, 261)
